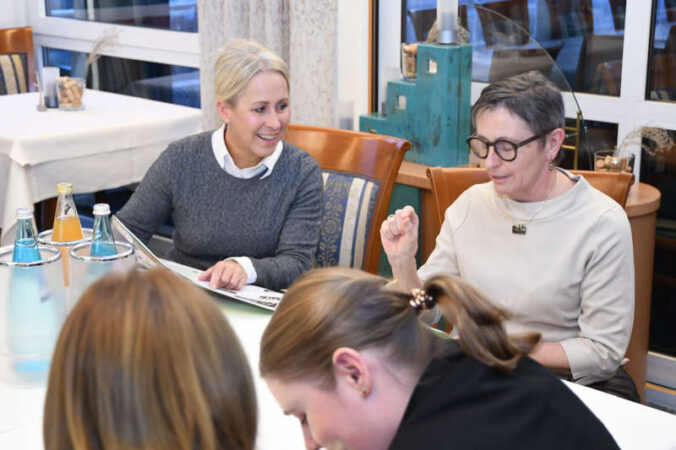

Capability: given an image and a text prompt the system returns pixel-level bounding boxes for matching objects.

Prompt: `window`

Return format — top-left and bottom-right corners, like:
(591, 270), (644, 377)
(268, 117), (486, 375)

(401, 0), (625, 96)
(28, 1), (199, 107)
(45, 0), (197, 32)
(43, 47), (199, 107)
(647, 0), (676, 101)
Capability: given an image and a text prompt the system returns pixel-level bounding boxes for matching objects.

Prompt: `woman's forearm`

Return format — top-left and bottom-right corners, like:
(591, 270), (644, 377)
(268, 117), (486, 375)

(391, 257), (423, 292)
(530, 342), (571, 374)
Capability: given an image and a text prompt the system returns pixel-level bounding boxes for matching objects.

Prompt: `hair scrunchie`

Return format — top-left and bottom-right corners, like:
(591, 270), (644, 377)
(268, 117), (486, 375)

(409, 288), (436, 312)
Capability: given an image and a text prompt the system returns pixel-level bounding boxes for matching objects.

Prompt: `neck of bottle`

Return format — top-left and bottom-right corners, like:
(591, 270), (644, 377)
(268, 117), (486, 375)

(13, 217), (40, 263)
(53, 190), (83, 242)
(91, 212), (116, 256)
(55, 192), (77, 218)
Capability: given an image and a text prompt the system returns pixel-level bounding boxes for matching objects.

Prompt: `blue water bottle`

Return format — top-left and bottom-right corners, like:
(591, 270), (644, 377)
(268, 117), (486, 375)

(12, 207), (41, 263)
(90, 203), (117, 257)
(8, 207), (56, 376)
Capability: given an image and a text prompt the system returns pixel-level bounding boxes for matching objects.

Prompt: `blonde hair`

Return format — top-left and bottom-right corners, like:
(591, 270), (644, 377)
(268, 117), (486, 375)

(260, 268), (539, 386)
(44, 268), (257, 450)
(214, 40), (290, 105)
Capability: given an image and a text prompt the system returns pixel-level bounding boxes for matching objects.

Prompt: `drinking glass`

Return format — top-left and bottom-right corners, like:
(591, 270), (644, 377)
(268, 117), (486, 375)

(0, 246), (67, 386)
(594, 150), (635, 174)
(38, 228), (92, 287)
(58, 76), (86, 111)
(69, 242), (135, 309)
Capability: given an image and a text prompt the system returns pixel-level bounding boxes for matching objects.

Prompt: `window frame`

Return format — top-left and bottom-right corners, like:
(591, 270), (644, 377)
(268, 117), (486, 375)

(27, 1), (199, 69)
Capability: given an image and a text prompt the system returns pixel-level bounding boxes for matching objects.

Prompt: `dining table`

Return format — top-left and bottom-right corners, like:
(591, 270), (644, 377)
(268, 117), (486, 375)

(1, 276), (676, 449)
(0, 90), (201, 242)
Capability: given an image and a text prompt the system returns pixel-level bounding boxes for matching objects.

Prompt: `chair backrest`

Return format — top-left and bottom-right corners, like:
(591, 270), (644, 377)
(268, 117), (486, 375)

(0, 26), (36, 94)
(284, 124), (411, 274)
(426, 167), (634, 235)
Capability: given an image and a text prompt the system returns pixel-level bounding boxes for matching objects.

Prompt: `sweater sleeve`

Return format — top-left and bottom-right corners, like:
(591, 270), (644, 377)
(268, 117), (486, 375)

(559, 206), (635, 384)
(249, 155), (323, 290)
(116, 147), (173, 244)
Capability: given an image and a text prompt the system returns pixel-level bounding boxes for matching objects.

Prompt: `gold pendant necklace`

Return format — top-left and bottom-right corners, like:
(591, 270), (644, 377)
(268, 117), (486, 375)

(501, 174), (557, 235)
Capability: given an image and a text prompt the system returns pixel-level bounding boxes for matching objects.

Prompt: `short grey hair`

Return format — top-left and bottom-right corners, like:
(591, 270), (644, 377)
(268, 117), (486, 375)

(471, 71), (566, 161)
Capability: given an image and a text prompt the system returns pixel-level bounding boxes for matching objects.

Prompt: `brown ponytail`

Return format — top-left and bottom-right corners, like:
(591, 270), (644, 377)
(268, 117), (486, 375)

(424, 275), (540, 372)
(260, 268), (540, 388)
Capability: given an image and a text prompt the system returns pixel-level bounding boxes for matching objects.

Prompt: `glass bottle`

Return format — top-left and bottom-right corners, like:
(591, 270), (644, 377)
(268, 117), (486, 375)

(12, 207), (41, 263)
(90, 203), (117, 256)
(8, 209), (56, 378)
(52, 182), (83, 242)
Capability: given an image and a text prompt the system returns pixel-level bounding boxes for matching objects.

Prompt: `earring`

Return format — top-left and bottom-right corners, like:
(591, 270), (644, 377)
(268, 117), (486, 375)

(548, 159), (554, 171)
(360, 385), (368, 397)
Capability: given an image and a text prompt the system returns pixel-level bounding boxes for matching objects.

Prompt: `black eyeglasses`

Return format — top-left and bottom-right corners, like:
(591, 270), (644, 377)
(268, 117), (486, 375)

(466, 134), (542, 162)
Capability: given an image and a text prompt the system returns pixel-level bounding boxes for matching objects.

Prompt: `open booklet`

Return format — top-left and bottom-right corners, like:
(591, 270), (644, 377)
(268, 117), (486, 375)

(111, 216), (282, 311)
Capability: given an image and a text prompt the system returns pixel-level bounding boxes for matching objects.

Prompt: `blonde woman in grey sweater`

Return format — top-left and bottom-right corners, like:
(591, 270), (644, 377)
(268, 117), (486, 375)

(118, 40), (322, 291)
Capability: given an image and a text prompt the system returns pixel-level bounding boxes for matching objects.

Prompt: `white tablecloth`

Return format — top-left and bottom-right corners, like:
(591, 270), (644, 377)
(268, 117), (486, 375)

(0, 298), (303, 450)
(0, 90), (201, 237)
(1, 284), (675, 449)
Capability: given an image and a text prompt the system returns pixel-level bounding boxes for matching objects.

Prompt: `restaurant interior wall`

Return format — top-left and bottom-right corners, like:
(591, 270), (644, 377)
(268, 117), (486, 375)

(0, 2), (28, 29)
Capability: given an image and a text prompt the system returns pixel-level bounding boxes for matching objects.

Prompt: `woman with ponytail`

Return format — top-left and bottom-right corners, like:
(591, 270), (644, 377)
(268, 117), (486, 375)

(260, 267), (618, 450)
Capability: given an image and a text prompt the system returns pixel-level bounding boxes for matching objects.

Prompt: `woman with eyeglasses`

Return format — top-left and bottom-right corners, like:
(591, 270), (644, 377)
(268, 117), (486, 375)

(381, 71), (637, 401)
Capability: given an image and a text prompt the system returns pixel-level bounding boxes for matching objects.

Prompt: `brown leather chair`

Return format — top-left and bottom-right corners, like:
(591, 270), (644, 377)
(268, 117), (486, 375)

(0, 26), (36, 93)
(284, 125), (411, 274)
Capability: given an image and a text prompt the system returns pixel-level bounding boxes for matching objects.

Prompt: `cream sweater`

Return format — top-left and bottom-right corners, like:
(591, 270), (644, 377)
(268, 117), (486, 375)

(419, 170), (634, 385)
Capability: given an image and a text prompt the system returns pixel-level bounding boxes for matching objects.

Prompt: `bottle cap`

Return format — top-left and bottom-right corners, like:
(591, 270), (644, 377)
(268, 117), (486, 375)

(16, 207), (33, 219)
(56, 182), (74, 194)
(93, 203), (111, 216)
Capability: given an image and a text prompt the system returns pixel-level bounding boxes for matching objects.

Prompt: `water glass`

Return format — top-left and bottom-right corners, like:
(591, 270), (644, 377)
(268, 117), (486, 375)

(38, 228), (92, 287)
(0, 246), (67, 386)
(69, 242), (135, 308)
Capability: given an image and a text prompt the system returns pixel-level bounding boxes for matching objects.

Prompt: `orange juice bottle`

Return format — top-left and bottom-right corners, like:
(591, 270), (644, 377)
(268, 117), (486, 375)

(52, 182), (84, 286)
(52, 182), (84, 242)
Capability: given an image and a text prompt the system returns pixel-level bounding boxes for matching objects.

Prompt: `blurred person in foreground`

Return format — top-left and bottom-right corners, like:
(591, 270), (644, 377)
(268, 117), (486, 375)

(44, 268), (257, 450)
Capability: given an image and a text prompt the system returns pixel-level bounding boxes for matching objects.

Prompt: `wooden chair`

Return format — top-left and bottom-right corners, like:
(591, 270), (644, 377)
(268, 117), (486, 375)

(426, 167), (634, 231)
(284, 125), (411, 274)
(0, 26), (36, 94)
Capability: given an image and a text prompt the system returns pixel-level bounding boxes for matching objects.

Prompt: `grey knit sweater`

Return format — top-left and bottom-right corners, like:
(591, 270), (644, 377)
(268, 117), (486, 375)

(117, 131), (323, 290)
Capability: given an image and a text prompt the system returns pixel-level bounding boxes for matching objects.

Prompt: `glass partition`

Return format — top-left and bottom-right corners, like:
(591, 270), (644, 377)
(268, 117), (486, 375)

(45, 0), (198, 32)
(402, 0), (625, 96)
(403, 2), (593, 169)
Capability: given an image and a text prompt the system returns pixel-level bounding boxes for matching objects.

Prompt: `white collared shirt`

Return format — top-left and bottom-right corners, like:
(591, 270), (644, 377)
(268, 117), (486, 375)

(209, 125), (285, 285)
(211, 124), (283, 180)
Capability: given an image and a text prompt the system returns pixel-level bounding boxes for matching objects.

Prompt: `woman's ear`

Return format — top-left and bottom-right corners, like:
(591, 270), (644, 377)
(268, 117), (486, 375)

(332, 347), (371, 397)
(217, 100), (231, 124)
(546, 128), (566, 160)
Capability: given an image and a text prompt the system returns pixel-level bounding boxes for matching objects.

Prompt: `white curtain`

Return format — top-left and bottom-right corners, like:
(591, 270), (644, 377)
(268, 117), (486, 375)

(197, 0), (337, 131)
